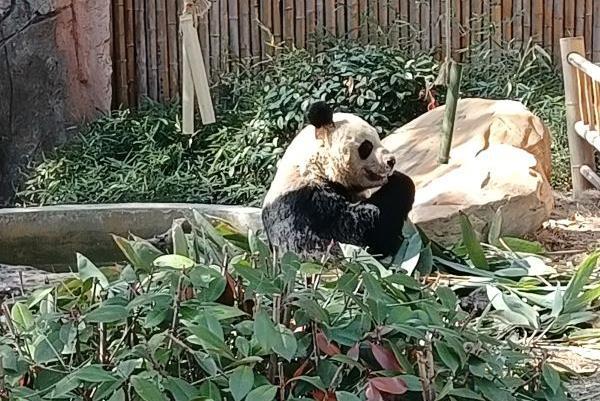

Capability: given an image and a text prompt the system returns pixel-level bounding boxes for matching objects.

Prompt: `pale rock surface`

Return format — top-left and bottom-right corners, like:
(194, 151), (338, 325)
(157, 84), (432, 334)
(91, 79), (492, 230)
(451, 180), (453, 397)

(383, 98), (554, 245)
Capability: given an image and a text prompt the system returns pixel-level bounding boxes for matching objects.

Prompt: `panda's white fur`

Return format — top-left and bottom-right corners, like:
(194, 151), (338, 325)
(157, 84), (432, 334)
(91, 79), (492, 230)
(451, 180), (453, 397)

(263, 112), (393, 206)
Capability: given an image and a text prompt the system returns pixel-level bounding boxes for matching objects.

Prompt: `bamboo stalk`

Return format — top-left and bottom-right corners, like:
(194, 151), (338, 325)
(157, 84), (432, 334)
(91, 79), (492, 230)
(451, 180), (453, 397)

(115, 0), (128, 106)
(560, 37), (596, 198)
(167, 0), (179, 98)
(325, 0), (335, 36)
(210, 0), (221, 78)
(260, 0), (272, 57)
(389, 0), (399, 45)
(251, 0), (261, 60)
(470, 0), (482, 45)
(576, 0), (585, 37)
(409, 0), (419, 51)
(532, 0), (543, 43)
(553, 0), (563, 62)
(125, 0), (136, 105)
(460, 0), (470, 54)
(565, 0), (575, 37)
(338, 0), (347, 38)
(378, 0), (387, 45)
(585, 0), (593, 58)
(491, 0), (502, 49)
(134, 0), (148, 100)
(220, 0), (230, 70)
(359, 0), (368, 44)
(282, 0), (293, 43)
(439, 62), (463, 164)
(421, 0), (430, 50)
(399, 0), (408, 45)
(228, 0), (240, 62)
(543, 0), (553, 52)
(156, 0), (169, 101)
(522, 0), (531, 43)
(594, 0), (600, 61)
(306, 0), (316, 51)
(239, 0), (251, 58)
(348, 0), (358, 40)
(146, 0), (158, 100)
(513, 0), (522, 44)
(503, 0), (513, 43)
(198, 5), (209, 75)
(296, 0), (306, 49)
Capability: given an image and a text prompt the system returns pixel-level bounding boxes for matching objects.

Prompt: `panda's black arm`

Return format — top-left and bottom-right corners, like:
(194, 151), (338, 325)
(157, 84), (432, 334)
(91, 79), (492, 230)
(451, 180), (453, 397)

(363, 171), (416, 257)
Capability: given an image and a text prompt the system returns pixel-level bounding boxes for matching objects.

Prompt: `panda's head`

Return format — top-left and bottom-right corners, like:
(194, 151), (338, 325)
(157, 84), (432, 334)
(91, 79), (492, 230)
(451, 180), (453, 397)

(306, 101), (396, 191)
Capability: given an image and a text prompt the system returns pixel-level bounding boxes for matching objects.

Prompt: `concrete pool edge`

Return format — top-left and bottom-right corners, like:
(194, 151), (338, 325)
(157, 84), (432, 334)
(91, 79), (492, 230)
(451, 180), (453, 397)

(0, 203), (263, 269)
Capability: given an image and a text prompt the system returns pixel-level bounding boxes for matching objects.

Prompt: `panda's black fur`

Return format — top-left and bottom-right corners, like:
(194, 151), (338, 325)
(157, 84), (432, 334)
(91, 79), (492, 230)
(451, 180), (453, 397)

(261, 102), (416, 259)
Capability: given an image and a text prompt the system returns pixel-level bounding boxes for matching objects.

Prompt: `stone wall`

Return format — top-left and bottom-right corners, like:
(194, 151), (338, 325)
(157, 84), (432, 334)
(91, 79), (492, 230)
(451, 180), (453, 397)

(0, 0), (112, 205)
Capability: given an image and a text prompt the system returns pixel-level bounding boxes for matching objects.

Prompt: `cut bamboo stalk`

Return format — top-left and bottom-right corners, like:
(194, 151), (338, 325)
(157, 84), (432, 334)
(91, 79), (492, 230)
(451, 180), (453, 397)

(134, 0), (148, 101)
(378, 0), (387, 45)
(240, 0), (251, 58)
(409, 0), (419, 51)
(560, 37), (596, 199)
(198, 6), (210, 74)
(167, 0), (180, 97)
(565, 0), (575, 37)
(181, 12), (216, 125)
(470, 0), (482, 45)
(399, 0), (408, 45)
(421, 0), (430, 50)
(439, 62), (463, 164)
(522, 0), (531, 43)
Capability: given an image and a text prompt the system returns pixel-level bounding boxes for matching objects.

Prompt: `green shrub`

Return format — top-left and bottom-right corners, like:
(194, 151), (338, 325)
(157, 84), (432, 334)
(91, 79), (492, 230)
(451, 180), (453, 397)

(0, 213), (575, 401)
(16, 42), (437, 207)
(16, 38), (571, 207)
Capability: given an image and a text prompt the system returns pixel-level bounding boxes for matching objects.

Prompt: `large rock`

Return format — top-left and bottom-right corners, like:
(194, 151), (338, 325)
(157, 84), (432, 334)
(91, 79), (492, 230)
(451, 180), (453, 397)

(383, 98), (554, 245)
(0, 0), (111, 205)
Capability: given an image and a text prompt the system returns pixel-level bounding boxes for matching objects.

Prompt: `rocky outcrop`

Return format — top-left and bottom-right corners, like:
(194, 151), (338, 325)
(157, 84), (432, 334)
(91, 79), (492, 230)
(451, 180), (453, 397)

(0, 0), (111, 205)
(383, 98), (554, 245)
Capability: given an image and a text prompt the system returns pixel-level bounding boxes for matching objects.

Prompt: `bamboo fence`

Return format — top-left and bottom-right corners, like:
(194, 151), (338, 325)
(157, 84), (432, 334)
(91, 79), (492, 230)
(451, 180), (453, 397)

(112, 0), (600, 107)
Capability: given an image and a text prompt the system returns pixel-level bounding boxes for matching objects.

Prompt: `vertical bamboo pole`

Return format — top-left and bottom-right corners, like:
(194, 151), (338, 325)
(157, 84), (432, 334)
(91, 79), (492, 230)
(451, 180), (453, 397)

(134, 0), (148, 101)
(167, 0), (180, 97)
(350, 0), (360, 40)
(575, 0), (585, 37)
(156, 0), (170, 101)
(560, 37), (596, 199)
(594, 0), (600, 61)
(220, 0), (230, 70)
(306, 0), (316, 51)
(513, 0), (523, 44)
(522, 0), (531, 44)
(251, 0), (261, 60)
(360, 0), (368, 44)
(532, 0), (543, 43)
(296, 0), (306, 48)
(553, 0), (563, 62)
(502, 0), (513, 43)
(439, 62), (463, 164)
(585, 0), (593, 58)
(146, 0), (158, 100)
(239, 0), (251, 58)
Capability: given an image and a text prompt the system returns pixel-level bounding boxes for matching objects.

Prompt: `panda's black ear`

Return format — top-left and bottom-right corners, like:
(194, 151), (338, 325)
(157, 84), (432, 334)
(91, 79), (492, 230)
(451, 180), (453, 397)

(307, 101), (334, 128)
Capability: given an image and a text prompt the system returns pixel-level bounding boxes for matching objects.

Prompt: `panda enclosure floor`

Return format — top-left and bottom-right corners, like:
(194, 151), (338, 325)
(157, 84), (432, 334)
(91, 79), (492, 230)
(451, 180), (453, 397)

(0, 191), (599, 398)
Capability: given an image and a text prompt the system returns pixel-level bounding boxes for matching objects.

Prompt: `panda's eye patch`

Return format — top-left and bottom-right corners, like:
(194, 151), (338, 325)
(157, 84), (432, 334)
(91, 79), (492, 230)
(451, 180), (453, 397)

(358, 140), (373, 159)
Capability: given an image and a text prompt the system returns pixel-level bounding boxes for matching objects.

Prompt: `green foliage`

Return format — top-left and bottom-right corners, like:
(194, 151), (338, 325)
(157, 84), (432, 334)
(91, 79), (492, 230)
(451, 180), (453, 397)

(0, 212), (579, 401)
(16, 42), (436, 207)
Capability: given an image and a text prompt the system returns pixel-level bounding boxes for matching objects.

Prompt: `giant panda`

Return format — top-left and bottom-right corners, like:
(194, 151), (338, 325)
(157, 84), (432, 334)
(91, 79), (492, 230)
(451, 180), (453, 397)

(261, 101), (415, 259)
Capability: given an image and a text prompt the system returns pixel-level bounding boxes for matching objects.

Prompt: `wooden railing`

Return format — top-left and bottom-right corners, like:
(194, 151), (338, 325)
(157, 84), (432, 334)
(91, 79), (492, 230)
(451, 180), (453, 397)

(560, 37), (600, 198)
